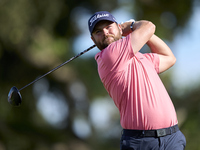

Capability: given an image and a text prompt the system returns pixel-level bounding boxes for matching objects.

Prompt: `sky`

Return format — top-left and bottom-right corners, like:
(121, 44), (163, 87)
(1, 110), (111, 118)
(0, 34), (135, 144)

(170, 5), (200, 89)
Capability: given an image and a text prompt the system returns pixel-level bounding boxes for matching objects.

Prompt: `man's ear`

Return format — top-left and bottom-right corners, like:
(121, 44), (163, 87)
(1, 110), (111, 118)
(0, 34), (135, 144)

(91, 36), (94, 42)
(118, 24), (123, 35)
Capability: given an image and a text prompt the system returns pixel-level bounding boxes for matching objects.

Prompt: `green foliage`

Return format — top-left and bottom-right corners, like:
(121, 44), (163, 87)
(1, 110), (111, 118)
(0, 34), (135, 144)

(0, 0), (199, 149)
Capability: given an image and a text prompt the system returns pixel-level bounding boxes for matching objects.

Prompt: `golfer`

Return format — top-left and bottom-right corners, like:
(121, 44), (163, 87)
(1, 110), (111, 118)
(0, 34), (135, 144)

(88, 11), (186, 149)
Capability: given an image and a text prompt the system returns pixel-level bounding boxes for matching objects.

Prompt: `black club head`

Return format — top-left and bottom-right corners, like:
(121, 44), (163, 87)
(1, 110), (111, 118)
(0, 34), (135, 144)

(8, 86), (22, 106)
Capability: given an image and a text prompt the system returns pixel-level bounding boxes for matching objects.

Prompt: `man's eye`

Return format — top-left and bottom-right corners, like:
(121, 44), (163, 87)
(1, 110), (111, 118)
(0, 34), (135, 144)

(95, 30), (101, 34)
(107, 25), (112, 29)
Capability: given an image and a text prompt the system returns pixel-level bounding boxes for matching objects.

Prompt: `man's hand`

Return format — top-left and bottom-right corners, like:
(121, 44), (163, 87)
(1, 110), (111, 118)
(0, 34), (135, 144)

(120, 19), (135, 36)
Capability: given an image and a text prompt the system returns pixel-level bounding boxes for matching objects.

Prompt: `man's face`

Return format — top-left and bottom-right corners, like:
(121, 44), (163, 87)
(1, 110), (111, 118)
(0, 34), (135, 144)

(91, 21), (122, 50)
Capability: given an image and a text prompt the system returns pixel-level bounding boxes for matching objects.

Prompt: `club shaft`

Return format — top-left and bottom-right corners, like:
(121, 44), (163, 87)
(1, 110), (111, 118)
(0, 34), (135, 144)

(18, 45), (96, 92)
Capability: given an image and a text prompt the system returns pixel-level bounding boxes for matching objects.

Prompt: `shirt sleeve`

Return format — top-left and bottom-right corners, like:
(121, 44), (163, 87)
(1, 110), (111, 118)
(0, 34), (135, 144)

(143, 53), (160, 74)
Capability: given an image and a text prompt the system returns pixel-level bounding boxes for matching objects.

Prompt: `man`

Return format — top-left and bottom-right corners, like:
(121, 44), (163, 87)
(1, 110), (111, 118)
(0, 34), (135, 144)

(88, 11), (186, 150)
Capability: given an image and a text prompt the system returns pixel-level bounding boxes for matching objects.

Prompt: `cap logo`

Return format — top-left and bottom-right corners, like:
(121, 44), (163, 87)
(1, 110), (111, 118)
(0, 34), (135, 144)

(89, 13), (109, 27)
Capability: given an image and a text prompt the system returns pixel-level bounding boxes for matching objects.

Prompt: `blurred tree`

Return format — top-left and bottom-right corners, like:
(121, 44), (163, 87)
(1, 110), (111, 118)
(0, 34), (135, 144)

(0, 0), (198, 149)
(172, 85), (200, 150)
(134, 0), (193, 40)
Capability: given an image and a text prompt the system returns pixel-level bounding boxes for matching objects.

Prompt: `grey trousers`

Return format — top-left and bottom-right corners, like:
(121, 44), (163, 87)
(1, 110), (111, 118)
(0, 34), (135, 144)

(120, 130), (186, 150)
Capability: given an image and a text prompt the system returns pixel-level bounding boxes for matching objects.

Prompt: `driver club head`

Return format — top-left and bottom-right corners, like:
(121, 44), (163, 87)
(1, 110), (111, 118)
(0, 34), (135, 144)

(8, 86), (22, 106)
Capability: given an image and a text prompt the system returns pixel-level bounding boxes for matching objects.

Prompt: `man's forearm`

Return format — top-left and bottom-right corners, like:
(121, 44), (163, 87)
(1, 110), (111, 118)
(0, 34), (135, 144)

(120, 20), (156, 54)
(147, 34), (176, 73)
(130, 20), (155, 54)
(147, 34), (173, 56)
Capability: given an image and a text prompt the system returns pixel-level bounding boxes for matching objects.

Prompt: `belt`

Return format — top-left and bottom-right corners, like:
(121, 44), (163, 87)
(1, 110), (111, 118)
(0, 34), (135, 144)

(122, 125), (179, 137)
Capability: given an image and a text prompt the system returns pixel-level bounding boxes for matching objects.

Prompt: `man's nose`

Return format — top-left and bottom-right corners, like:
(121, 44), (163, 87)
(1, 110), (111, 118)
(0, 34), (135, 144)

(103, 28), (109, 35)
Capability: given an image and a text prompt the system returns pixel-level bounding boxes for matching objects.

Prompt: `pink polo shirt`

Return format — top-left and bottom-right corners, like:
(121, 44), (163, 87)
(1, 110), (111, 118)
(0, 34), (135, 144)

(95, 34), (178, 130)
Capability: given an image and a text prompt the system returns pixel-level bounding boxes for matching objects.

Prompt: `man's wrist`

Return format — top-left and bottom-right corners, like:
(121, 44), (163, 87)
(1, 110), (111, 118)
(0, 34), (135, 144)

(120, 19), (135, 36)
(129, 19), (135, 31)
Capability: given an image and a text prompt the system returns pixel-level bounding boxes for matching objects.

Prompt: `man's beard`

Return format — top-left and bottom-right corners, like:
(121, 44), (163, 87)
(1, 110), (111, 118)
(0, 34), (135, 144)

(94, 31), (122, 50)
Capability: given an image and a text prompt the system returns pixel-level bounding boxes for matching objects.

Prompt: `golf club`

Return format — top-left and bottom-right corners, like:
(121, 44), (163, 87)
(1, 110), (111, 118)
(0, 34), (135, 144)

(8, 45), (96, 106)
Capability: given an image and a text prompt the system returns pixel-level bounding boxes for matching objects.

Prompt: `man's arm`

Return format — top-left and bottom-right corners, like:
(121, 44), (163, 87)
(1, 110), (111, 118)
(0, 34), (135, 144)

(120, 20), (155, 54)
(146, 34), (176, 73)
(120, 20), (175, 73)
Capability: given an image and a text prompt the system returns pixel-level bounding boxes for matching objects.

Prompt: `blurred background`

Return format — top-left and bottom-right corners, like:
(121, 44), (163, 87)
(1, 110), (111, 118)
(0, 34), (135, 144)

(0, 0), (200, 149)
